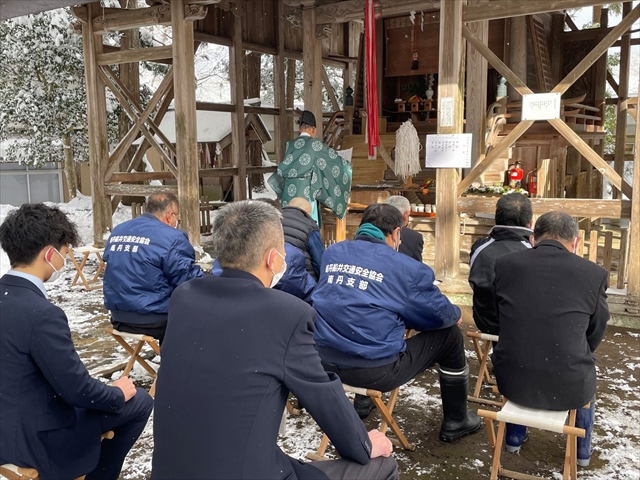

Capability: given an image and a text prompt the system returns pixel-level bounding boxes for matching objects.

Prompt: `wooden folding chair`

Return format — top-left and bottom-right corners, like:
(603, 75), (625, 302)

(477, 400), (587, 480)
(306, 383), (415, 461)
(105, 328), (160, 397)
(466, 330), (502, 407)
(0, 431), (114, 480)
(68, 245), (106, 290)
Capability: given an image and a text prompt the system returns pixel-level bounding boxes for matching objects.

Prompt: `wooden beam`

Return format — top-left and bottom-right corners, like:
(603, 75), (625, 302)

(97, 45), (173, 65)
(552, 3), (640, 95)
(274, 0), (287, 163)
(92, 4), (206, 34)
(104, 184), (178, 196)
(627, 69), (640, 295)
(316, 0), (439, 24)
(194, 102), (280, 115)
(436, 0), (465, 279)
(462, 25), (533, 97)
(613, 2), (632, 199)
(463, 0), (617, 22)
(286, 58), (296, 143)
(465, 0), (488, 172)
(458, 197), (632, 218)
(82, 3), (111, 245)
(548, 118), (632, 199)
(172, 0), (201, 245)
(303, 7), (323, 139)
(508, 16), (527, 100)
(199, 166), (277, 178)
(193, 31), (352, 69)
(229, 10), (247, 200)
(322, 66), (340, 112)
(458, 121), (534, 195)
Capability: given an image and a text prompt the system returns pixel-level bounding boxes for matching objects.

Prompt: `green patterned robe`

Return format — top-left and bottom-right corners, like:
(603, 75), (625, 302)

(268, 135), (352, 221)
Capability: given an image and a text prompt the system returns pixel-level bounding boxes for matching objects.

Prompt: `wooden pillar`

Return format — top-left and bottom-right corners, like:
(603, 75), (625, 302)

(274, 0), (287, 162)
(376, 17), (383, 119)
(592, 9), (608, 201)
(229, 9), (247, 199)
(465, 0), (488, 172)
(82, 2), (111, 246)
(627, 73), (640, 296)
(550, 14), (564, 85)
(436, 0), (465, 279)
(613, 2), (631, 199)
(286, 58), (296, 142)
(508, 16), (527, 101)
(171, 0), (200, 244)
(303, 7), (322, 138)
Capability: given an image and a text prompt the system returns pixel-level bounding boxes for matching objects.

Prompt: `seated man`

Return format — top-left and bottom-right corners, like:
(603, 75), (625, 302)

(152, 200), (397, 480)
(0, 204), (153, 480)
(282, 197), (325, 280)
(312, 204), (481, 442)
(493, 211), (609, 464)
(468, 193), (532, 335)
(384, 195), (424, 262)
(103, 192), (204, 343)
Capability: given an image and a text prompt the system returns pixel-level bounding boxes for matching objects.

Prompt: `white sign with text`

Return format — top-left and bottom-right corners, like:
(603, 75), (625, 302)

(521, 92), (561, 121)
(425, 133), (472, 168)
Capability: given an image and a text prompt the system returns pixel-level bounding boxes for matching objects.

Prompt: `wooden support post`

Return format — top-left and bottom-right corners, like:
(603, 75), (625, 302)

(274, 0), (287, 163)
(613, 2), (631, 199)
(228, 9), (247, 200)
(465, 0), (488, 173)
(82, 3), (111, 246)
(303, 7), (323, 138)
(627, 73), (640, 296)
(286, 58), (296, 142)
(550, 14), (564, 85)
(508, 16), (527, 101)
(171, 0), (200, 245)
(436, 0), (465, 279)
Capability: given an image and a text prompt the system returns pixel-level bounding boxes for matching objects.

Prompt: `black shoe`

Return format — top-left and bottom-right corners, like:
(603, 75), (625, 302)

(353, 394), (375, 419)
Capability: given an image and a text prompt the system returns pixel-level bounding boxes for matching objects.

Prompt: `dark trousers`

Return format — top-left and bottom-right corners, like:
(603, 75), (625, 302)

(85, 388), (154, 480)
(309, 456), (398, 480)
(322, 325), (465, 392)
(111, 319), (167, 345)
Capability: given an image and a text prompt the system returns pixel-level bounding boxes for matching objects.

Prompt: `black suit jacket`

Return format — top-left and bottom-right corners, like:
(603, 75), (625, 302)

(152, 269), (371, 480)
(492, 240), (609, 410)
(399, 226), (424, 262)
(0, 274), (125, 479)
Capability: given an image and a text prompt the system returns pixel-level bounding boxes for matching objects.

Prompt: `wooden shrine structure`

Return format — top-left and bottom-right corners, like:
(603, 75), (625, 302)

(0, 0), (638, 303)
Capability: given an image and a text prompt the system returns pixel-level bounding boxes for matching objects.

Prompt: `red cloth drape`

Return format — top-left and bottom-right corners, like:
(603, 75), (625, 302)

(365, 0), (380, 157)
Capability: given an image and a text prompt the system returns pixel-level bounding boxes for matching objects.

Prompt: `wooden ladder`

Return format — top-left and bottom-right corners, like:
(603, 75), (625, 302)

(528, 16), (554, 93)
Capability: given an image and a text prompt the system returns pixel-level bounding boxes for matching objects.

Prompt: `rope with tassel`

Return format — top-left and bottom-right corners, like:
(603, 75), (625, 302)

(394, 120), (422, 179)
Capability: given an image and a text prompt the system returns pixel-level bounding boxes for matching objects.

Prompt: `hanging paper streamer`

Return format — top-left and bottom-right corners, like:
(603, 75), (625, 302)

(365, 0), (380, 158)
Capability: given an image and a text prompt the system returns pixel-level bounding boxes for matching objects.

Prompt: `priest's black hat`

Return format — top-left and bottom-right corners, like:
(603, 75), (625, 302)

(298, 110), (316, 127)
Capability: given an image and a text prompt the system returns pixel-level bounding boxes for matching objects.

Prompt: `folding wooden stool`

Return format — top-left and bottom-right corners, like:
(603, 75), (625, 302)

(477, 400), (587, 480)
(466, 330), (502, 407)
(0, 431), (114, 480)
(105, 328), (160, 397)
(68, 245), (106, 290)
(306, 383), (415, 461)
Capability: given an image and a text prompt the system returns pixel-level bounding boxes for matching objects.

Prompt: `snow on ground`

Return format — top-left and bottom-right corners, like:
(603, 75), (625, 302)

(1, 195), (639, 479)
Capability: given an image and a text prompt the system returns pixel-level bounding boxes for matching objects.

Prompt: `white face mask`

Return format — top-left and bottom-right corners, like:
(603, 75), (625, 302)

(45, 247), (67, 283)
(172, 212), (179, 229)
(269, 249), (287, 288)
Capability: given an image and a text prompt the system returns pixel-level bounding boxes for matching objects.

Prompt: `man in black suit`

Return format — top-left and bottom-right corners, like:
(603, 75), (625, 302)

(0, 204), (153, 480)
(493, 211), (609, 465)
(384, 195), (424, 262)
(152, 200), (397, 480)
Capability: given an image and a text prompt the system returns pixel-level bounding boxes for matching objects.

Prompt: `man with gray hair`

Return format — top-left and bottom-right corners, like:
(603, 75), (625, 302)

(103, 192), (203, 344)
(492, 211), (609, 465)
(152, 200), (397, 480)
(384, 195), (424, 262)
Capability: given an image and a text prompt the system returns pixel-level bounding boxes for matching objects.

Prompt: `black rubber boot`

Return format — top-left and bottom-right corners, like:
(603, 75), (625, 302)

(353, 394), (375, 419)
(438, 365), (483, 442)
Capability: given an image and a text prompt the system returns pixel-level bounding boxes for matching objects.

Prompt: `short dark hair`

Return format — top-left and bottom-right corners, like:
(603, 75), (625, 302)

(360, 204), (403, 236)
(533, 211), (579, 242)
(495, 193), (532, 227)
(0, 203), (80, 267)
(212, 200), (283, 271)
(146, 192), (179, 216)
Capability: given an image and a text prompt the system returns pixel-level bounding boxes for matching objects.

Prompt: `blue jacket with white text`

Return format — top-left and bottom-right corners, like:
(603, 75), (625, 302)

(103, 213), (203, 317)
(312, 236), (461, 366)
